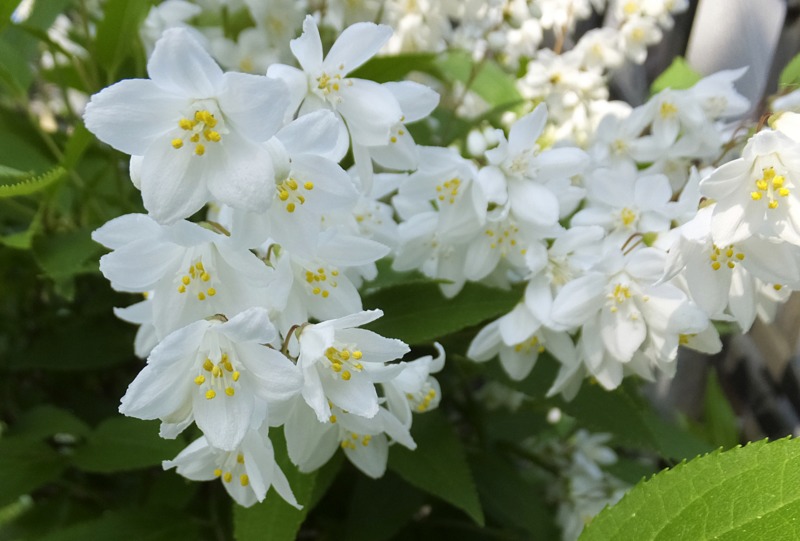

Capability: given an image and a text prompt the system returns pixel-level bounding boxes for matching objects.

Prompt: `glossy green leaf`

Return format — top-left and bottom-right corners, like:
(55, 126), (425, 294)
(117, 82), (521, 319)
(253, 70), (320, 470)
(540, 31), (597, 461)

(72, 417), (185, 473)
(10, 405), (91, 440)
(436, 51), (522, 108)
(389, 410), (484, 525)
(233, 430), (317, 541)
(349, 53), (440, 83)
(362, 282), (520, 345)
(702, 370), (739, 450)
(650, 56), (702, 94)
(581, 438), (800, 540)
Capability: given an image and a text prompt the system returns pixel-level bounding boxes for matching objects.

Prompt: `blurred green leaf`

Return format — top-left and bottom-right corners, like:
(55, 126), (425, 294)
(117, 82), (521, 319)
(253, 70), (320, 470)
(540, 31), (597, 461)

(650, 56), (702, 94)
(10, 404), (91, 440)
(581, 438), (800, 540)
(362, 282), (520, 345)
(94, 0), (152, 77)
(62, 124), (93, 171)
(780, 52), (800, 87)
(32, 226), (102, 279)
(389, 410), (484, 525)
(0, 109), (54, 171)
(350, 52), (440, 83)
(72, 417), (184, 473)
(436, 51), (522, 108)
(702, 370), (739, 450)
(556, 384), (713, 461)
(471, 452), (557, 539)
(0, 437), (68, 507)
(345, 472), (426, 541)
(35, 508), (202, 541)
(233, 430), (317, 541)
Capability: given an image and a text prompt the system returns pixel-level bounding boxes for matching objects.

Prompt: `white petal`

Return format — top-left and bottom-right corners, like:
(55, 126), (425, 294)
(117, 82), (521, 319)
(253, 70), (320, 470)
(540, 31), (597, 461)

(337, 79), (402, 145)
(290, 16), (323, 73)
(344, 433), (388, 478)
(383, 81), (439, 122)
(508, 105), (547, 158)
(324, 22), (392, 74)
(217, 73), (288, 142)
(147, 28), (223, 96)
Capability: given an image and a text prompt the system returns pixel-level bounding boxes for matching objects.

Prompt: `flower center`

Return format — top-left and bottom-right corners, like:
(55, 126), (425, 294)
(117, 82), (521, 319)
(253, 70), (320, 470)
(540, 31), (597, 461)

(304, 266), (339, 299)
(484, 222), (527, 256)
(340, 432), (372, 449)
(750, 166), (789, 209)
(275, 177), (314, 213)
(315, 64), (351, 102)
(436, 177), (462, 205)
(607, 283), (632, 313)
(177, 259), (218, 301)
(709, 244), (744, 271)
(513, 335), (545, 354)
(659, 101), (678, 119)
(213, 451), (249, 487)
(619, 207), (637, 227)
(194, 352), (240, 400)
(325, 345), (363, 381)
(172, 109), (223, 156)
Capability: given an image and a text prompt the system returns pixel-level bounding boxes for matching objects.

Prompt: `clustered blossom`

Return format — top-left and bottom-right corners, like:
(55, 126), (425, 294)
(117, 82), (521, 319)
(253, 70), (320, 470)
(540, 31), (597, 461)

(82, 0), (800, 536)
(86, 20), (445, 508)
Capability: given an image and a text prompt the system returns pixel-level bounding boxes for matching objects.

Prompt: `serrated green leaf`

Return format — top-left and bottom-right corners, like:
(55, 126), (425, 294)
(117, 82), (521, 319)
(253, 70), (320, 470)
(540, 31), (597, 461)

(650, 56), (702, 94)
(94, 0), (152, 76)
(0, 437), (68, 507)
(32, 226), (102, 279)
(71, 417), (185, 473)
(35, 508), (202, 541)
(362, 282), (520, 345)
(233, 430), (316, 541)
(10, 405), (91, 440)
(0, 167), (64, 198)
(580, 438), (800, 540)
(703, 370), (739, 450)
(389, 410), (484, 525)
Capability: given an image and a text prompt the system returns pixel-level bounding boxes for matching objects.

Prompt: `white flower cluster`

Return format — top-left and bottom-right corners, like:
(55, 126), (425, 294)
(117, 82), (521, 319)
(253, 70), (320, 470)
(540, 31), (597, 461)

(86, 20), (444, 507)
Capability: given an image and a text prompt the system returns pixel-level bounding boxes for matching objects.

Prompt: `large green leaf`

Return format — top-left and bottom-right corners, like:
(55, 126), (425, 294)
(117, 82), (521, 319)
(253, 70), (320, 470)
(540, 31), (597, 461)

(344, 472), (427, 541)
(9, 405), (91, 440)
(32, 226), (102, 279)
(350, 53), (440, 83)
(362, 282), (520, 345)
(389, 410), (484, 525)
(71, 417), (185, 473)
(436, 51), (522, 108)
(580, 438), (800, 540)
(233, 430), (317, 541)
(94, 0), (152, 77)
(0, 437), (68, 507)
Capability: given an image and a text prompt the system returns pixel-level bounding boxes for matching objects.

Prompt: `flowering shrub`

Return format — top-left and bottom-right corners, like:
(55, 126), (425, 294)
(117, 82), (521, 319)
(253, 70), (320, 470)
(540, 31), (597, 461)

(3, 0), (800, 539)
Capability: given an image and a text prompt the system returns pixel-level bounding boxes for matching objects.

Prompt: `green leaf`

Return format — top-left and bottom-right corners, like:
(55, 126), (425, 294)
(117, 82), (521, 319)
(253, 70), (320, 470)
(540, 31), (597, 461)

(62, 123), (93, 171)
(471, 453), (557, 539)
(702, 370), (739, 450)
(650, 56), (702, 94)
(780, 52), (800, 87)
(362, 282), (520, 345)
(0, 167), (64, 198)
(71, 417), (185, 473)
(10, 405), (91, 440)
(556, 384), (713, 461)
(35, 508), (202, 541)
(436, 51), (522, 108)
(0, 437), (68, 507)
(389, 410), (484, 525)
(580, 438), (800, 540)
(349, 53), (440, 83)
(94, 0), (152, 76)
(233, 430), (317, 541)
(32, 226), (102, 279)
(345, 472), (427, 541)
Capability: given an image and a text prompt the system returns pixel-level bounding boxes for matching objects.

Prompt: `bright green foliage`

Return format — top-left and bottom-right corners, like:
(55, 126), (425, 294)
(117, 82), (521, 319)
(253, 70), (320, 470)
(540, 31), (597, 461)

(581, 438), (800, 540)
(0, 167), (64, 198)
(650, 56), (702, 94)
(389, 410), (484, 525)
(779, 52), (800, 87)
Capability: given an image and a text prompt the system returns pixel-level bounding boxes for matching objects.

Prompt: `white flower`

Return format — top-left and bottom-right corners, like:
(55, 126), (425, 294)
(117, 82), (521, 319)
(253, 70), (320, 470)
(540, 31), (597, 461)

(93, 214), (276, 338)
(163, 427), (299, 508)
(84, 28), (289, 223)
(268, 16), (402, 146)
(119, 307), (302, 451)
(700, 129), (800, 246)
(383, 343), (445, 427)
(296, 310), (409, 423)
